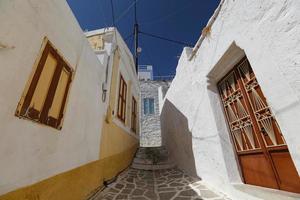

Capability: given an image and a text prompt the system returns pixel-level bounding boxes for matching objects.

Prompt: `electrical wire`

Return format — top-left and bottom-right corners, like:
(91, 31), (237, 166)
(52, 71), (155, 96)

(110, 0), (115, 26)
(95, 0), (109, 27)
(139, 0), (195, 25)
(139, 31), (193, 47)
(139, 36), (154, 66)
(124, 32), (134, 41)
(114, 0), (141, 25)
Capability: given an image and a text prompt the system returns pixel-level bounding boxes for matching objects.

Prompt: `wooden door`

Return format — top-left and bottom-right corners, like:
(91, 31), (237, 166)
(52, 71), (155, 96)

(218, 57), (300, 193)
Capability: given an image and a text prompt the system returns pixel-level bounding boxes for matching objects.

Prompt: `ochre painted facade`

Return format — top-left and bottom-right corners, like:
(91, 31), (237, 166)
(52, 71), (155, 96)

(0, 141), (137, 200)
(0, 30), (139, 200)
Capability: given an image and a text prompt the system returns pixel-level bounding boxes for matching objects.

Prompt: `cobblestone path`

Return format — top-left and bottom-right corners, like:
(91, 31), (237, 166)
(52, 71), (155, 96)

(90, 168), (229, 200)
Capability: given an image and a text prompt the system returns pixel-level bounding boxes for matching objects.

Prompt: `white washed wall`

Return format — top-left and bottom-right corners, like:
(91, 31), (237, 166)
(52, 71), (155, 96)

(0, 0), (106, 195)
(161, 0), (300, 199)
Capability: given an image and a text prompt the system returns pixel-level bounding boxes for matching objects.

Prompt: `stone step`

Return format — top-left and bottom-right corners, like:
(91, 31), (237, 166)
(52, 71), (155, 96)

(133, 157), (153, 164)
(135, 152), (169, 160)
(131, 146), (175, 170)
(133, 157), (172, 165)
(131, 162), (176, 170)
(135, 147), (169, 156)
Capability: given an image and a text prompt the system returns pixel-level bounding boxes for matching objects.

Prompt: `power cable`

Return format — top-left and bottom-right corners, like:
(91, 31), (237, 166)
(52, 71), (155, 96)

(110, 0), (115, 26)
(114, 0), (141, 25)
(124, 32), (134, 41)
(139, 31), (193, 47)
(139, 36), (154, 65)
(139, 0), (195, 25)
(95, 0), (109, 27)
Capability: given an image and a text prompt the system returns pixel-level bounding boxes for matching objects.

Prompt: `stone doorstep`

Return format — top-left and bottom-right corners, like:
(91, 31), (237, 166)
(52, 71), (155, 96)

(232, 183), (300, 200)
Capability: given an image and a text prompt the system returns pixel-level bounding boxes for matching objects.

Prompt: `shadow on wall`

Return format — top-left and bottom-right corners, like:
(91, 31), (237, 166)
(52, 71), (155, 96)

(160, 99), (198, 177)
(206, 81), (244, 183)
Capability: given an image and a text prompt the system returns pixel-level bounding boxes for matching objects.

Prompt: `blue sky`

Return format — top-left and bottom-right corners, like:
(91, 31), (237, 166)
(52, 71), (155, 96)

(66, 0), (220, 77)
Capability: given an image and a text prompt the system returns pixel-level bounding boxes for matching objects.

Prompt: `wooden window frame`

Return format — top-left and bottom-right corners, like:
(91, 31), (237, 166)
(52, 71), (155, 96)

(117, 74), (127, 122)
(15, 39), (73, 130)
(131, 96), (137, 133)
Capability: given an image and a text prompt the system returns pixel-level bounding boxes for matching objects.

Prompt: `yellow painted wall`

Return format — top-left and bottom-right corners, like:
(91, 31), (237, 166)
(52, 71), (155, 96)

(0, 37), (139, 200)
(100, 122), (137, 159)
(0, 141), (137, 200)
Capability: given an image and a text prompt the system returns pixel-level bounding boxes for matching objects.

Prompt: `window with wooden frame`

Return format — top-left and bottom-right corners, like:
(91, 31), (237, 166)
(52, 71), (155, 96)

(15, 40), (73, 130)
(117, 75), (127, 122)
(131, 96), (137, 133)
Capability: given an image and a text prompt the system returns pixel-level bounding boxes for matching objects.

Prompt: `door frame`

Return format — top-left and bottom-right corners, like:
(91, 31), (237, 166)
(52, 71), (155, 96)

(206, 42), (300, 188)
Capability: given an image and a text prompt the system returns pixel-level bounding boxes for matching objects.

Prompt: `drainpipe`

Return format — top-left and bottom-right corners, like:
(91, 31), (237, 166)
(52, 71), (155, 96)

(188, 0), (225, 61)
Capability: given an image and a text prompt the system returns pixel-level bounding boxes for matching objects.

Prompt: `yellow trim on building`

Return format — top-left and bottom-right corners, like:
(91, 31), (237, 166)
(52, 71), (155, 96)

(105, 48), (120, 123)
(0, 136), (138, 200)
(125, 80), (132, 127)
(1, 31), (140, 200)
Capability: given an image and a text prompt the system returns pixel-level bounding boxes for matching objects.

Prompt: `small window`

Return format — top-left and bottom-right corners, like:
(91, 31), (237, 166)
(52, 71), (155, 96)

(143, 98), (154, 115)
(117, 75), (127, 122)
(16, 40), (73, 130)
(131, 97), (137, 133)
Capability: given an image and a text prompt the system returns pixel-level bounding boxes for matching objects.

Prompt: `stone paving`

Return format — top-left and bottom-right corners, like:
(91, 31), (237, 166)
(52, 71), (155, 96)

(90, 168), (230, 200)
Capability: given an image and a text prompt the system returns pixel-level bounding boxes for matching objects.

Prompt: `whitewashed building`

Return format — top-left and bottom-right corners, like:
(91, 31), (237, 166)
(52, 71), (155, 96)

(161, 1), (300, 200)
(138, 65), (153, 81)
(0, 1), (139, 199)
(140, 80), (171, 147)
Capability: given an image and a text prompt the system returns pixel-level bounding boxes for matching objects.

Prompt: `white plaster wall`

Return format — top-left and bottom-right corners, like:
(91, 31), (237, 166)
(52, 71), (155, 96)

(158, 83), (171, 114)
(85, 28), (140, 139)
(161, 0), (300, 199)
(0, 0), (106, 195)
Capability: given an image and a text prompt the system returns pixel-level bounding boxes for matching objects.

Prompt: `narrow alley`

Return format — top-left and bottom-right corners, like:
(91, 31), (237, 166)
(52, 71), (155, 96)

(90, 168), (227, 200)
(1, 1), (300, 200)
(90, 147), (228, 200)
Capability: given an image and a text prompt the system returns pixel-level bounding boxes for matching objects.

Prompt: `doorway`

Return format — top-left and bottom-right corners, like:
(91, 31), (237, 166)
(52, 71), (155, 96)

(218, 57), (300, 193)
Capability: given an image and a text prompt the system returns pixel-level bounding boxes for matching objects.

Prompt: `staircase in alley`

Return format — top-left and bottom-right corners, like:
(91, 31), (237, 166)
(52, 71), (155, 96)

(131, 146), (175, 170)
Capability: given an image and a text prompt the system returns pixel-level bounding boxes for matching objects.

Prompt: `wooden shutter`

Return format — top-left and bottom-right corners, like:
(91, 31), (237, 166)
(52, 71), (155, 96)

(117, 75), (127, 122)
(131, 97), (137, 133)
(16, 39), (73, 130)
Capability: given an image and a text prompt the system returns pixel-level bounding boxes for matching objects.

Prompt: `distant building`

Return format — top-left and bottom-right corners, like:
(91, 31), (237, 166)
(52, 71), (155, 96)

(138, 65), (153, 80)
(139, 77), (172, 147)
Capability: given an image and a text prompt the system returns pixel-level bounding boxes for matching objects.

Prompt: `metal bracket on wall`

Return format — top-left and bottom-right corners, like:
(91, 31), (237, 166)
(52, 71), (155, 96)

(0, 42), (15, 50)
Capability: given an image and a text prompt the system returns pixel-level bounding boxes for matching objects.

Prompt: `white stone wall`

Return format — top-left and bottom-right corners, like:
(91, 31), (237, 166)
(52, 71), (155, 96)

(86, 28), (140, 139)
(161, 0), (300, 199)
(140, 81), (170, 147)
